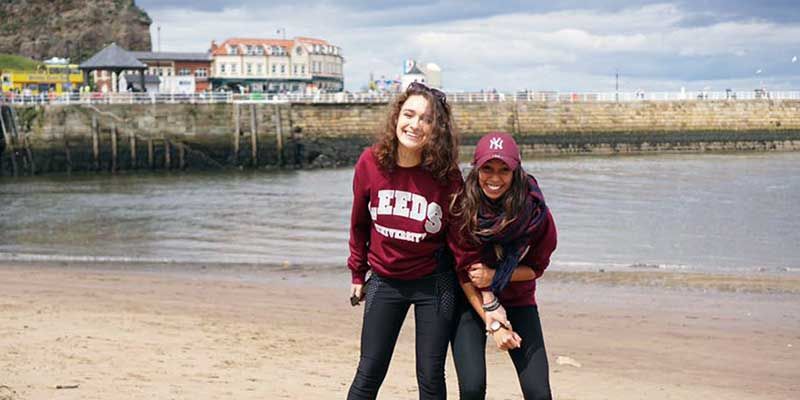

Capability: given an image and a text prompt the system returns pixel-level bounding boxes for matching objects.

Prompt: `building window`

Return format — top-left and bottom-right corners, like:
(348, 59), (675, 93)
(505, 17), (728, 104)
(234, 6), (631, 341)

(280, 64), (285, 74)
(293, 65), (298, 75)
(247, 63), (252, 75)
(220, 64), (226, 74)
(301, 64), (305, 74)
(195, 68), (208, 77)
(178, 68), (191, 76)
(271, 64), (276, 74)
(257, 64), (263, 74)
(227, 46), (237, 55)
(231, 64), (238, 74)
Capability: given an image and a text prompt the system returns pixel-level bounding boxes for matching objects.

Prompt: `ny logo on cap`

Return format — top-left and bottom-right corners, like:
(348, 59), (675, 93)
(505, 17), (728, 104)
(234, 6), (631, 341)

(489, 137), (503, 150)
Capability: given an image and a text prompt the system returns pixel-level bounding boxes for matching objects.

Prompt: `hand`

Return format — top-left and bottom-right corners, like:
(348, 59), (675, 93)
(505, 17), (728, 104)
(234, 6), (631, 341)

(484, 305), (511, 332)
(468, 263), (495, 288)
(350, 284), (364, 306)
(491, 327), (522, 350)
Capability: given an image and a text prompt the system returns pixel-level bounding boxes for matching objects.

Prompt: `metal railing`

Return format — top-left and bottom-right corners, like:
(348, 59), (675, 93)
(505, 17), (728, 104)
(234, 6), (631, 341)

(2, 90), (799, 106)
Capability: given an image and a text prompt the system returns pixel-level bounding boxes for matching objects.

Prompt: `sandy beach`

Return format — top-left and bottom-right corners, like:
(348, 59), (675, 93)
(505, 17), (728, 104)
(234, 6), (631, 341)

(1, 262), (798, 400)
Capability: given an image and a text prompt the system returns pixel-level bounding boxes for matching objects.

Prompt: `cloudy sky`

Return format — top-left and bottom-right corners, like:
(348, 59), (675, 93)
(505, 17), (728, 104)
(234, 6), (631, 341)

(136, 0), (800, 92)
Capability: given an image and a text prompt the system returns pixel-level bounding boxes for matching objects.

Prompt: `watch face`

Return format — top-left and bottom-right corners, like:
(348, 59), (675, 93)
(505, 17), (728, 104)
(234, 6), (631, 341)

(490, 321), (502, 331)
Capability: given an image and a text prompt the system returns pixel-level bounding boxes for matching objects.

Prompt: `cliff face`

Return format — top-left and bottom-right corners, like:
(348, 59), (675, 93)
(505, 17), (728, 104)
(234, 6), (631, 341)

(0, 0), (152, 62)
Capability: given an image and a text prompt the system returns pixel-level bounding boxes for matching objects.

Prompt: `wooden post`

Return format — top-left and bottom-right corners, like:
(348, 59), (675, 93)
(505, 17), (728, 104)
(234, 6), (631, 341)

(178, 143), (186, 170)
(0, 107), (18, 177)
(8, 107), (32, 175)
(232, 103), (240, 164)
(22, 135), (35, 175)
(164, 139), (171, 169)
(129, 132), (137, 169)
(19, 146), (29, 173)
(147, 139), (154, 169)
(110, 122), (118, 172)
(92, 115), (100, 171)
(274, 105), (284, 166)
(64, 139), (72, 174)
(250, 104), (258, 167)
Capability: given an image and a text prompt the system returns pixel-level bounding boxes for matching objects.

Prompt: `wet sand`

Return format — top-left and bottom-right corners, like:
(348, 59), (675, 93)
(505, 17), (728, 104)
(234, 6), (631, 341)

(1, 262), (798, 400)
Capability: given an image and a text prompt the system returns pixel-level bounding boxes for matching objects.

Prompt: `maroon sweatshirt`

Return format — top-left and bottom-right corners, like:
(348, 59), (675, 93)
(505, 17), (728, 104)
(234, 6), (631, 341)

(348, 148), (479, 284)
(456, 202), (558, 307)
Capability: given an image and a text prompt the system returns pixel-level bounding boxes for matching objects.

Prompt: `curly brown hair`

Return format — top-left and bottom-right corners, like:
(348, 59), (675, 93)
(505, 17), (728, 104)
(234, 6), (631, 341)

(450, 165), (530, 244)
(373, 85), (460, 184)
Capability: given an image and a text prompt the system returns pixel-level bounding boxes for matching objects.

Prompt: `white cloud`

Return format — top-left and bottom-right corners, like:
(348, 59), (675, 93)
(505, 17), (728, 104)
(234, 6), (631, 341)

(146, 2), (800, 91)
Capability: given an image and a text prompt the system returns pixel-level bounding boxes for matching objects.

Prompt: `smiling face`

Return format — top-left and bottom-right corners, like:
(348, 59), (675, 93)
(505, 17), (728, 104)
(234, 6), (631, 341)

(478, 159), (514, 200)
(395, 94), (432, 161)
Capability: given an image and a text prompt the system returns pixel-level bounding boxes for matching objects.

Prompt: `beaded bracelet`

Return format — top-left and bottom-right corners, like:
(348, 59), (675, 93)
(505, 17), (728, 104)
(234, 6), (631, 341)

(482, 298), (501, 312)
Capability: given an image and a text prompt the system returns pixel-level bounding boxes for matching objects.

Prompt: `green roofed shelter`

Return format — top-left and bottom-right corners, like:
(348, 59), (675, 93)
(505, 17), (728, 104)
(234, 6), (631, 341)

(79, 43), (147, 92)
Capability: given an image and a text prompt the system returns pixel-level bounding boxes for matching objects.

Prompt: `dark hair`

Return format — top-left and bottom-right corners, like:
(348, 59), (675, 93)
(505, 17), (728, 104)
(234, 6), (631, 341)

(451, 164), (529, 243)
(373, 85), (459, 184)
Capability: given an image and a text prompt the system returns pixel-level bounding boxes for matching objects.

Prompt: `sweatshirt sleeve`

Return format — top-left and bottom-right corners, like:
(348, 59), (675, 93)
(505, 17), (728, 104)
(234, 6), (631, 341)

(446, 181), (482, 284)
(448, 225), (482, 284)
(520, 208), (557, 278)
(347, 151), (372, 284)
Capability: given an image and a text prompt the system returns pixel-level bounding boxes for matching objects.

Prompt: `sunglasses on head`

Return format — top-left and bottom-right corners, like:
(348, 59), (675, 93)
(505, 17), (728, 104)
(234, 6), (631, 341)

(407, 81), (446, 104)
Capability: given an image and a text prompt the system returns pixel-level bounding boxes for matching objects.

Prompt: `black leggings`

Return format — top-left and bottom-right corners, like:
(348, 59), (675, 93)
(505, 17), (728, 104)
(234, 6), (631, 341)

(450, 300), (551, 400)
(347, 270), (457, 400)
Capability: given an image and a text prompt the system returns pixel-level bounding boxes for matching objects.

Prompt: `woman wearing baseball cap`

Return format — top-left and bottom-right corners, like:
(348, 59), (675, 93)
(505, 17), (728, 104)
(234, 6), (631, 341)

(450, 132), (558, 400)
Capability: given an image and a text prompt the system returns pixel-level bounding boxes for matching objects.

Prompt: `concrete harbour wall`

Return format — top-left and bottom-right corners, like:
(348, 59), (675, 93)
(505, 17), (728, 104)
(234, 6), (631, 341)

(2, 100), (800, 175)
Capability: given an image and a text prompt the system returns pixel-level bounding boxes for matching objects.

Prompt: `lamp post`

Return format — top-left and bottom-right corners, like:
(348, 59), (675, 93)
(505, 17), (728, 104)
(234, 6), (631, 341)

(64, 40), (73, 94)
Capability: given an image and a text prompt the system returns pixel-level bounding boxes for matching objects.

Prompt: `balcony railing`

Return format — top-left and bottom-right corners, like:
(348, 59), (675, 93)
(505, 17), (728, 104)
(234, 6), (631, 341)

(2, 90), (799, 106)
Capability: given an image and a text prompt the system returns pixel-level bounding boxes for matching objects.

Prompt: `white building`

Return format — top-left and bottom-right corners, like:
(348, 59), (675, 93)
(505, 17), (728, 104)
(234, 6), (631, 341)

(401, 59), (442, 90)
(209, 37), (344, 93)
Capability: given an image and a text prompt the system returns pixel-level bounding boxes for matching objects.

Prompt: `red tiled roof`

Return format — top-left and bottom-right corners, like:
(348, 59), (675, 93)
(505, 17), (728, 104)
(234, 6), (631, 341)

(295, 37), (330, 45)
(211, 37), (333, 56)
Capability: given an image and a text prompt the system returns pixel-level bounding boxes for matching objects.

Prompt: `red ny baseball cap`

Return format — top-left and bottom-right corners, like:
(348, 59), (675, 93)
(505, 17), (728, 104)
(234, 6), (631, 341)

(473, 131), (520, 171)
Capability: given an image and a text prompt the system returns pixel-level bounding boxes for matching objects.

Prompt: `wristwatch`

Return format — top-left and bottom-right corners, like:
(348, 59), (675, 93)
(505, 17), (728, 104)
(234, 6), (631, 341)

(488, 320), (503, 333)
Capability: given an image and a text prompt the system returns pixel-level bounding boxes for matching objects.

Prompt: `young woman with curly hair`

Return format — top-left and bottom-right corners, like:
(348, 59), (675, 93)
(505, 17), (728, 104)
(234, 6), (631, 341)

(346, 82), (471, 400)
(450, 132), (558, 400)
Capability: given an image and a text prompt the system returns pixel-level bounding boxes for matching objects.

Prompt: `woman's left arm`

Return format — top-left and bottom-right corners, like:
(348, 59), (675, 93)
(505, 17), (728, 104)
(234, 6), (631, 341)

(520, 209), (558, 278)
(468, 263), (536, 287)
(468, 209), (557, 286)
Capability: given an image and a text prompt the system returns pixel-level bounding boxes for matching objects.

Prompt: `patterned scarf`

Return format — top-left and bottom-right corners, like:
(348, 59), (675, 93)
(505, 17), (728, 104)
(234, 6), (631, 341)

(476, 174), (549, 293)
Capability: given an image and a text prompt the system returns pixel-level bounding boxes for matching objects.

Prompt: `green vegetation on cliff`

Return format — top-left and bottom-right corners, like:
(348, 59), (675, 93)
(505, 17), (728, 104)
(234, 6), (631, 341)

(0, 54), (43, 71)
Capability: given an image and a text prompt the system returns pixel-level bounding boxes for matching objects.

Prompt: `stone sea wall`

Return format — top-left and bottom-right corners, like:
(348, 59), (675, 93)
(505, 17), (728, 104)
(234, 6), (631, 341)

(2, 100), (800, 175)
